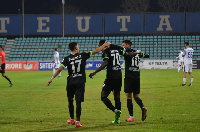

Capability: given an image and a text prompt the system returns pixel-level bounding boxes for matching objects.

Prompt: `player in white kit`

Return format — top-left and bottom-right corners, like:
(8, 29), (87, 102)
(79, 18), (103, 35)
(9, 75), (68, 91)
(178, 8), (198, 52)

(180, 42), (193, 86)
(176, 49), (184, 72)
(52, 48), (61, 77)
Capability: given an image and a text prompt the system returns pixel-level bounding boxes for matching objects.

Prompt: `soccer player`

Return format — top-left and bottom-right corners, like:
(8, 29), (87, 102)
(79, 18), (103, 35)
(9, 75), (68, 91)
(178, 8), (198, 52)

(52, 48), (61, 77)
(176, 49), (184, 72)
(180, 42), (193, 86)
(45, 41), (110, 128)
(109, 40), (149, 122)
(121, 40), (148, 122)
(89, 39), (123, 124)
(0, 45), (13, 87)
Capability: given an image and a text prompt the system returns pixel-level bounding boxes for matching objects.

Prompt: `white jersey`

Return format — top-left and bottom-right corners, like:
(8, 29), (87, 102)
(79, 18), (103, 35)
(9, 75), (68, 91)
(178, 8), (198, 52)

(178, 51), (184, 61)
(54, 51), (60, 64)
(183, 47), (193, 64)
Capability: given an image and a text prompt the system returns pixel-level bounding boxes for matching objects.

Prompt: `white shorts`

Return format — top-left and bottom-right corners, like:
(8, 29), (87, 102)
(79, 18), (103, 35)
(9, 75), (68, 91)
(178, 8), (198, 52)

(53, 63), (60, 69)
(178, 60), (184, 65)
(183, 64), (192, 72)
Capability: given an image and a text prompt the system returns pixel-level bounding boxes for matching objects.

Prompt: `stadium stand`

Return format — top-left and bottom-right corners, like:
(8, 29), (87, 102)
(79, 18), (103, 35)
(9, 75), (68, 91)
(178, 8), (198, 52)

(1, 36), (199, 61)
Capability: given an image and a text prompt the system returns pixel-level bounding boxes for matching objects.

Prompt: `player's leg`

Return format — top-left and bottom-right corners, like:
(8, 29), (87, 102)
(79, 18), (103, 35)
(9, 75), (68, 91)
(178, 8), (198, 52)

(178, 60), (181, 72)
(181, 65), (187, 86)
(57, 63), (61, 77)
(124, 78), (134, 122)
(125, 93), (134, 122)
(53, 63), (56, 75)
(67, 85), (75, 125)
(74, 83), (85, 127)
(188, 64), (193, 86)
(1, 64), (12, 87)
(113, 79), (122, 111)
(134, 94), (147, 121)
(101, 91), (115, 111)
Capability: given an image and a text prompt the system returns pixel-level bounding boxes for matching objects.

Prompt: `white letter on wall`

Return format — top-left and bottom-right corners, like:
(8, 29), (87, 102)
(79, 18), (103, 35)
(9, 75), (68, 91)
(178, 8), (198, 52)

(37, 17), (50, 32)
(76, 16), (91, 32)
(0, 18), (10, 33)
(117, 16), (130, 31)
(157, 15), (173, 31)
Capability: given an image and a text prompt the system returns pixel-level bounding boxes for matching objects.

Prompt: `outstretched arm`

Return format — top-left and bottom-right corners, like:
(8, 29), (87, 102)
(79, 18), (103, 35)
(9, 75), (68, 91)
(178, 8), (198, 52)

(89, 60), (108, 79)
(45, 66), (64, 87)
(91, 42), (111, 55)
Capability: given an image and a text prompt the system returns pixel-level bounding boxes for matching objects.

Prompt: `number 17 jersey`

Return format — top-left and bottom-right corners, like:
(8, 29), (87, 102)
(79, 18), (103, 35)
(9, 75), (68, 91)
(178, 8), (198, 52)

(61, 51), (92, 85)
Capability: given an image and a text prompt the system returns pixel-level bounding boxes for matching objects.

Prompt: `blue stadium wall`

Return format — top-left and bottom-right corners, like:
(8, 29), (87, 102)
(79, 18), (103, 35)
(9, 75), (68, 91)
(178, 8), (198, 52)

(0, 13), (200, 36)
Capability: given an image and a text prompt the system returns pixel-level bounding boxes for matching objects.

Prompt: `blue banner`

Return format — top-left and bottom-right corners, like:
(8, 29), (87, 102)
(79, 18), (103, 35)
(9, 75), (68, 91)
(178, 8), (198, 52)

(39, 61), (124, 70)
(65, 15), (103, 35)
(0, 15), (22, 35)
(186, 13), (200, 33)
(145, 13), (185, 33)
(24, 15), (62, 35)
(105, 14), (143, 34)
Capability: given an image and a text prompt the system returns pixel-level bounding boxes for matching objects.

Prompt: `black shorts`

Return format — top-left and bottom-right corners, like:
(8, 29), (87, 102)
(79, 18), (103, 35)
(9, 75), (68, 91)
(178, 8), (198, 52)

(66, 83), (85, 102)
(124, 78), (140, 94)
(0, 63), (5, 73)
(102, 79), (122, 93)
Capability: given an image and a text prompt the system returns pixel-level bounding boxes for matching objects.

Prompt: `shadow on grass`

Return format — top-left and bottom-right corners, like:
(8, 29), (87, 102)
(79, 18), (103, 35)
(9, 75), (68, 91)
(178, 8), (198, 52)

(27, 122), (146, 132)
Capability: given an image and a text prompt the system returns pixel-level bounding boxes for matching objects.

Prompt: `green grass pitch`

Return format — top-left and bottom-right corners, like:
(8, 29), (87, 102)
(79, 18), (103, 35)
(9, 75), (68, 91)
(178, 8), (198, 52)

(0, 69), (200, 132)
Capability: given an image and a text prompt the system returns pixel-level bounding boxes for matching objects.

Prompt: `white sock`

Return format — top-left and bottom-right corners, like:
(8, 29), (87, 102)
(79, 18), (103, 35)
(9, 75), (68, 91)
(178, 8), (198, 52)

(130, 116), (134, 119)
(190, 78), (193, 84)
(183, 78), (186, 84)
(76, 121), (79, 122)
(178, 67), (180, 72)
(114, 109), (117, 113)
(53, 69), (55, 75)
(58, 72), (61, 77)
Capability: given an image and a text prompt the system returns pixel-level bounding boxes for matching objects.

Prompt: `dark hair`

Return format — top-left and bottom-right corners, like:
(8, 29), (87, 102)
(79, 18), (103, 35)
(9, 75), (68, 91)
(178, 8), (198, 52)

(69, 42), (78, 51)
(54, 48), (57, 51)
(99, 39), (106, 46)
(0, 45), (2, 49)
(179, 49), (182, 50)
(184, 42), (189, 46)
(122, 40), (132, 45)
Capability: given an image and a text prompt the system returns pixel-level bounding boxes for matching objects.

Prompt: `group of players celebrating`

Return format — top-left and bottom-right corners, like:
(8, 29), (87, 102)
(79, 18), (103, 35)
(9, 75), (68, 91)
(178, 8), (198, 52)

(46, 39), (149, 128)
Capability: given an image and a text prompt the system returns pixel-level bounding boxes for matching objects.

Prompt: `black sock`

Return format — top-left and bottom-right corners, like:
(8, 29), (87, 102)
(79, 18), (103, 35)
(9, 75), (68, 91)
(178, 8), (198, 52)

(4, 76), (11, 83)
(134, 97), (144, 109)
(101, 96), (115, 112)
(127, 99), (133, 116)
(114, 98), (121, 110)
(76, 101), (81, 122)
(68, 100), (74, 119)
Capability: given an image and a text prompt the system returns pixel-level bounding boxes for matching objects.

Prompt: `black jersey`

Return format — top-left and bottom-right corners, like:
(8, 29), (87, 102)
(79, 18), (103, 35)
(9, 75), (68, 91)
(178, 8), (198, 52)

(102, 47), (123, 79)
(61, 51), (92, 85)
(123, 48), (144, 79)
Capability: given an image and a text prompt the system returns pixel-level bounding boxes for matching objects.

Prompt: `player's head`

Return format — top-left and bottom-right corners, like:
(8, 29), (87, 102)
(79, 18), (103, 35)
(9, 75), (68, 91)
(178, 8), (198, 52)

(184, 42), (189, 48)
(179, 49), (182, 52)
(54, 48), (57, 52)
(99, 39), (107, 51)
(122, 40), (132, 48)
(0, 45), (2, 50)
(69, 42), (79, 53)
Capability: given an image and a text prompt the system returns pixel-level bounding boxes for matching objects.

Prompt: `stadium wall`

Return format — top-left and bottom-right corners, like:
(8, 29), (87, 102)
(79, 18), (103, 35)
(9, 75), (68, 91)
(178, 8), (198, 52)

(0, 13), (200, 36)
(5, 60), (200, 71)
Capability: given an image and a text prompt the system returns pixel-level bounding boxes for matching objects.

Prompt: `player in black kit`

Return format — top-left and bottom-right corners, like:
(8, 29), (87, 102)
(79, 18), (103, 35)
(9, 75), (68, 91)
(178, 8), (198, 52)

(89, 39), (125, 124)
(116, 40), (149, 122)
(45, 41), (110, 128)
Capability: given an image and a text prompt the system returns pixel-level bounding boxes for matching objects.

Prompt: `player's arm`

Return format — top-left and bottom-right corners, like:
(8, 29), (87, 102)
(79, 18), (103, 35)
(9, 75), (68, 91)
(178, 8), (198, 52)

(0, 58), (2, 70)
(51, 60), (55, 63)
(110, 44), (123, 50)
(138, 52), (149, 58)
(89, 60), (108, 79)
(45, 66), (64, 87)
(91, 42), (111, 55)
